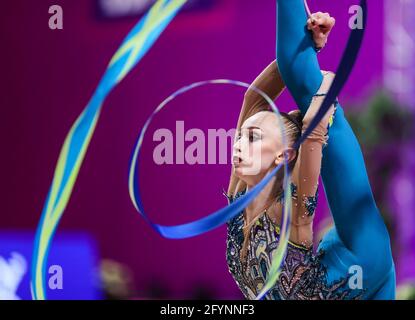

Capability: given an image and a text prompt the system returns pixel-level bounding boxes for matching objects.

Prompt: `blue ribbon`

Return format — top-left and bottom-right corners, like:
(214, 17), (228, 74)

(130, 0), (367, 238)
(128, 0), (367, 299)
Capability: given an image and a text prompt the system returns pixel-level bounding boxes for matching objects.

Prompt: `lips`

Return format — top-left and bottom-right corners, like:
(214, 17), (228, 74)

(232, 155), (243, 165)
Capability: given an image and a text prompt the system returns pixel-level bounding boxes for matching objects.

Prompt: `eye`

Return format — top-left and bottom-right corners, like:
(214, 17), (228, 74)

(249, 131), (260, 142)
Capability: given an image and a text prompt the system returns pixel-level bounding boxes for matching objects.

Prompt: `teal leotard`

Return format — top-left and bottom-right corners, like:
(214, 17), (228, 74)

(276, 0), (395, 299)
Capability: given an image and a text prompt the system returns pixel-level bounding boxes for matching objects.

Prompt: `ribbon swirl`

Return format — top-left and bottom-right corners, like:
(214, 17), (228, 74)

(31, 0), (367, 300)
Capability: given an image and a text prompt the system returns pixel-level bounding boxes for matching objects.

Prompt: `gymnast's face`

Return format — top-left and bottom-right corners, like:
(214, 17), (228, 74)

(232, 111), (289, 185)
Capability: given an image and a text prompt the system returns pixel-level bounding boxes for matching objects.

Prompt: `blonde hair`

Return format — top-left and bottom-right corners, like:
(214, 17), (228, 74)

(236, 109), (303, 262)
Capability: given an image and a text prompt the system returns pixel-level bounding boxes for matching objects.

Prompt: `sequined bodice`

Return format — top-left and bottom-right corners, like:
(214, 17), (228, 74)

(225, 190), (363, 300)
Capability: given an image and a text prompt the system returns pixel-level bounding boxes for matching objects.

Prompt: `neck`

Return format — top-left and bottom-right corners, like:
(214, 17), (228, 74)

(245, 174), (278, 223)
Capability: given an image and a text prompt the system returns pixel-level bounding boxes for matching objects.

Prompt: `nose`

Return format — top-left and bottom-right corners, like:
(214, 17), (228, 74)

(233, 139), (241, 154)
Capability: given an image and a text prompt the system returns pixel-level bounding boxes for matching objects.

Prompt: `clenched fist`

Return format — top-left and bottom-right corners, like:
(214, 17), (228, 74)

(307, 12), (336, 51)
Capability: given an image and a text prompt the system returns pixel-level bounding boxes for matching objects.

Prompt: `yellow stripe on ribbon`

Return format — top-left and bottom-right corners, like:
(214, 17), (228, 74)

(31, 0), (188, 300)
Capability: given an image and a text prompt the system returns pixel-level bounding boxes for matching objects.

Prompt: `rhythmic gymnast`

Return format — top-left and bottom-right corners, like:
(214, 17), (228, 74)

(224, 0), (395, 300)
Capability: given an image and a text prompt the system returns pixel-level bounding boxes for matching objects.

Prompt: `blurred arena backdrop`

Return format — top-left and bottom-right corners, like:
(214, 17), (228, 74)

(0, 0), (414, 300)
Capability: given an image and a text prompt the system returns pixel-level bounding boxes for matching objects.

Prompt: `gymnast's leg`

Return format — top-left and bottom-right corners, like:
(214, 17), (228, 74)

(276, 0), (393, 275)
(276, 0), (323, 113)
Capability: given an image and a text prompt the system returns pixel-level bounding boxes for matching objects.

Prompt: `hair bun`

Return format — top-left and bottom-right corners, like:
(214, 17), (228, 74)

(286, 110), (303, 131)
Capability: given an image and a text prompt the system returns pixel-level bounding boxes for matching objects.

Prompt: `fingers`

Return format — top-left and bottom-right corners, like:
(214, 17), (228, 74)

(307, 12), (335, 33)
(308, 12), (335, 27)
(325, 16), (336, 28)
(306, 12), (335, 50)
(311, 11), (329, 22)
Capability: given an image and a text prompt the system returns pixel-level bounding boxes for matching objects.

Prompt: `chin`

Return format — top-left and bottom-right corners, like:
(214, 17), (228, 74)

(233, 166), (262, 185)
(233, 166), (243, 178)
(233, 166), (248, 178)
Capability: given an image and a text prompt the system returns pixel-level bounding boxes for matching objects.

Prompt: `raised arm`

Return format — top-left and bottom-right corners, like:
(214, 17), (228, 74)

(290, 72), (335, 248)
(226, 5), (334, 197)
(236, 60), (285, 129)
(227, 60), (286, 197)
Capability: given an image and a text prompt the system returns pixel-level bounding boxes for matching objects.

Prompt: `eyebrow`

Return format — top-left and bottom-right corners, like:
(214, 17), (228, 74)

(239, 126), (263, 131)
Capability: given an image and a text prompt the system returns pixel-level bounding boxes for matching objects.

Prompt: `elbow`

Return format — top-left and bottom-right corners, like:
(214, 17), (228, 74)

(302, 117), (330, 135)
(243, 87), (256, 105)
(302, 103), (335, 133)
(244, 86), (254, 99)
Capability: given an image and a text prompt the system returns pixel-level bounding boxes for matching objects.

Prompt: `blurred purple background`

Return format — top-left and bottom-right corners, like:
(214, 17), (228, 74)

(1, 0), (414, 299)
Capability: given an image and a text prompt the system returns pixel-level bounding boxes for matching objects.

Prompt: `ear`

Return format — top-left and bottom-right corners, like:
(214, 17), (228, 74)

(274, 148), (297, 165)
